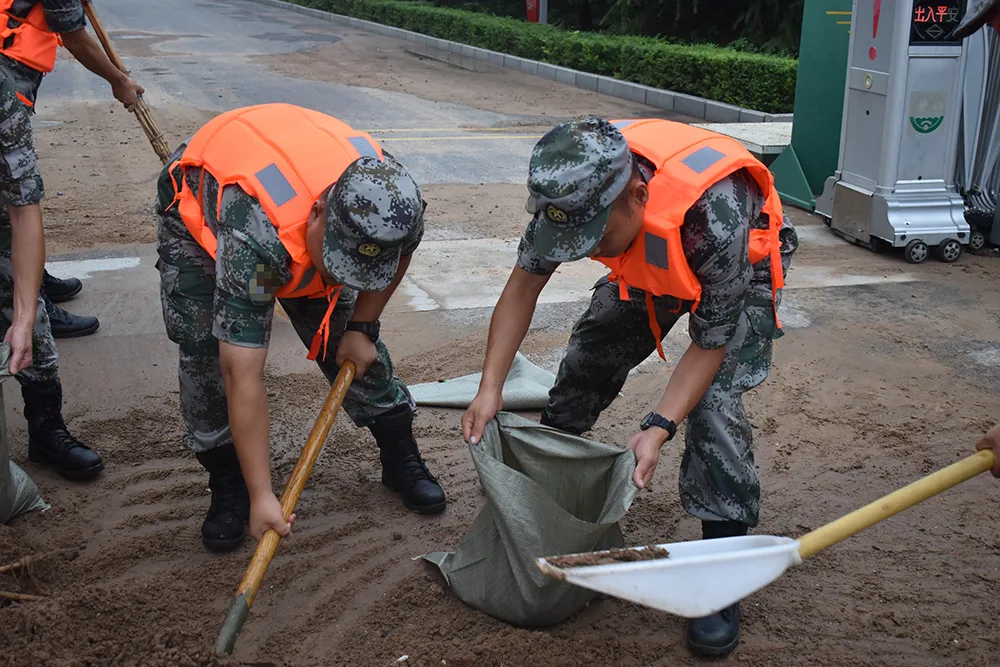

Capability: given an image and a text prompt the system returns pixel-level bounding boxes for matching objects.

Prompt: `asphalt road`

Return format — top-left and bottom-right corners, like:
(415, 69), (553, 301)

(38, 0), (559, 185)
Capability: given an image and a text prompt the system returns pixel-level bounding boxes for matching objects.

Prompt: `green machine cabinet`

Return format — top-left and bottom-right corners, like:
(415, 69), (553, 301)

(771, 0), (854, 211)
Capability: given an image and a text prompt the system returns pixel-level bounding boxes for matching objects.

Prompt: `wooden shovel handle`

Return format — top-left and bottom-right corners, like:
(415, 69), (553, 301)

(236, 360), (356, 606)
(80, 0), (171, 163)
(80, 0), (125, 71)
(797, 449), (994, 559)
(215, 360), (356, 655)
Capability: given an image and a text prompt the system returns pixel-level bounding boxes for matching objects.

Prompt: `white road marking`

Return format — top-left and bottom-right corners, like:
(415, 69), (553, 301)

(54, 240), (924, 321)
(46, 257), (142, 279)
(969, 347), (1000, 367)
(795, 224), (851, 247)
(785, 265), (920, 289)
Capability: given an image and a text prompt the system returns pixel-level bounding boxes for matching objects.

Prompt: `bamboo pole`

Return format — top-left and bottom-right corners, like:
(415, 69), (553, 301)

(80, 0), (171, 163)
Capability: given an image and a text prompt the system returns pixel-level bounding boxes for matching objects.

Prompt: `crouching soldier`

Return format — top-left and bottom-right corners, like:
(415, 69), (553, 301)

(154, 103), (446, 552)
(463, 117), (798, 657)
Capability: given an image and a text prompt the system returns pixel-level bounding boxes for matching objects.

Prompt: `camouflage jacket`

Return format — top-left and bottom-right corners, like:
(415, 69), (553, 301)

(0, 0), (87, 105)
(517, 155), (798, 350)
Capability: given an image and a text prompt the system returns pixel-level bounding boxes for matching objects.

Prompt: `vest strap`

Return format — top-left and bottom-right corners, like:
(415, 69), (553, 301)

(164, 158), (184, 213)
(307, 286), (343, 362)
(616, 276), (630, 302)
(768, 228), (783, 330)
(645, 291), (666, 361)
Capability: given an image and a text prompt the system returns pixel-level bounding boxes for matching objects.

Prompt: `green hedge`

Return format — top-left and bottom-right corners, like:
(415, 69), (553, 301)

(289, 0), (797, 113)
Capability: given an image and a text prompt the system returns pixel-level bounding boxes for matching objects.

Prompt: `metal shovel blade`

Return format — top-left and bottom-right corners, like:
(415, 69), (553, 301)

(536, 535), (802, 618)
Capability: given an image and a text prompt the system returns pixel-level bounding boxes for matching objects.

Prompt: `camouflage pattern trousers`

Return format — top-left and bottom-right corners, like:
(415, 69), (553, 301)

(0, 66), (57, 390)
(542, 277), (781, 527)
(154, 211), (416, 454)
(0, 245), (59, 388)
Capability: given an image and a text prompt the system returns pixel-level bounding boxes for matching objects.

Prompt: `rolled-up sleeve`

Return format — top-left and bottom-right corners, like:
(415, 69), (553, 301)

(212, 185), (292, 348)
(682, 170), (761, 349)
(41, 0), (86, 33)
(515, 216), (560, 276)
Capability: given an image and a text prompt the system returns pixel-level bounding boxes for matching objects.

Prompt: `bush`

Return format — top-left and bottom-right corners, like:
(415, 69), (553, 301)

(291, 0), (797, 113)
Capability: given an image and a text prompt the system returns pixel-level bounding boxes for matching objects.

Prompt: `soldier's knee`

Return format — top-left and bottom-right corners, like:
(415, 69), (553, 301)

(540, 408), (588, 435)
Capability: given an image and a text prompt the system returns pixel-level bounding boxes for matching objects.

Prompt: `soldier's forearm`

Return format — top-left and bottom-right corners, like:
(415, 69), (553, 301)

(480, 266), (548, 391)
(59, 27), (129, 90)
(353, 254), (411, 322)
(653, 342), (726, 426)
(7, 203), (44, 329)
(219, 342), (273, 500)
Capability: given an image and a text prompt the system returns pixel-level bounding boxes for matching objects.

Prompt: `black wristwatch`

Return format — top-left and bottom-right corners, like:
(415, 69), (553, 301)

(345, 320), (380, 343)
(640, 411), (677, 440)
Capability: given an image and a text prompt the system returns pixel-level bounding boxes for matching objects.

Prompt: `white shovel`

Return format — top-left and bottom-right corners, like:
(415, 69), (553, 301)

(536, 449), (995, 619)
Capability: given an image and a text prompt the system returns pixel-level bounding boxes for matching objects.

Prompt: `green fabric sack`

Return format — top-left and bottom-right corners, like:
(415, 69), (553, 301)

(0, 342), (49, 524)
(422, 411), (639, 627)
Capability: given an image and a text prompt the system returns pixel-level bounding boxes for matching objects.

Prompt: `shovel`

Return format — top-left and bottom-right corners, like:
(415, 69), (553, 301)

(536, 449), (995, 619)
(215, 361), (356, 656)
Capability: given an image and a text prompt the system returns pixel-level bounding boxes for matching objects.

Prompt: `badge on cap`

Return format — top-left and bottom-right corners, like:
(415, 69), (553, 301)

(546, 205), (569, 224)
(358, 243), (382, 257)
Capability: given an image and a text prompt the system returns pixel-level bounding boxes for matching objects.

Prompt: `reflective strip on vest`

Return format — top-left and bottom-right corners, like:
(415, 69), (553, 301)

(613, 120), (636, 130)
(644, 232), (669, 270)
(681, 146), (725, 174)
(347, 136), (381, 160)
(255, 163), (298, 207)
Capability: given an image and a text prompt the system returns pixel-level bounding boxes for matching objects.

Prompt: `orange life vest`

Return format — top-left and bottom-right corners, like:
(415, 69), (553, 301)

(166, 103), (386, 361)
(598, 119), (785, 360)
(0, 0), (62, 85)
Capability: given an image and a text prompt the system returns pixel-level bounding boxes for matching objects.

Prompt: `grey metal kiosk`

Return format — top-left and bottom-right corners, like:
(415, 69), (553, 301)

(816, 0), (970, 263)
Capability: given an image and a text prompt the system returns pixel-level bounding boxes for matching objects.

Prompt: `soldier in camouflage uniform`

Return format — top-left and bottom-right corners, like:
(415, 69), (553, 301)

(0, 0), (144, 337)
(462, 118), (798, 657)
(0, 0), (143, 481)
(0, 68), (45, 380)
(154, 116), (446, 553)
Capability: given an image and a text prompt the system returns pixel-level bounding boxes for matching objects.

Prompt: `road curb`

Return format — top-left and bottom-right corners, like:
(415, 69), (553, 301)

(247, 0), (793, 123)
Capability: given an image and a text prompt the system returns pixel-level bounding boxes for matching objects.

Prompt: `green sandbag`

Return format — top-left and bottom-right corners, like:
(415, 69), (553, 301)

(422, 411), (639, 627)
(0, 343), (49, 524)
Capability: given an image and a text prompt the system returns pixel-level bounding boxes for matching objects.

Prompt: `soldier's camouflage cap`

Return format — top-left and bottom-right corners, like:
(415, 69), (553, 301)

(323, 154), (424, 292)
(954, 0), (1000, 38)
(525, 117), (634, 262)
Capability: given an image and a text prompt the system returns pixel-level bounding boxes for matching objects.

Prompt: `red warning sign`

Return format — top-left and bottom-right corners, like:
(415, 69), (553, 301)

(526, 0), (539, 23)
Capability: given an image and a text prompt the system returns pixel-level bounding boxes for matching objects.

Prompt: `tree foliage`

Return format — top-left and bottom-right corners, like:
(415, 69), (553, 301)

(294, 0), (798, 112)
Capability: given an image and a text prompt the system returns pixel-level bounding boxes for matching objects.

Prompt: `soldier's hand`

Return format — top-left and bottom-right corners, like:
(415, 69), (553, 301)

(628, 429), (667, 489)
(250, 491), (295, 541)
(337, 330), (377, 379)
(975, 423), (1000, 478)
(111, 75), (144, 112)
(4, 320), (33, 375)
(463, 389), (502, 445)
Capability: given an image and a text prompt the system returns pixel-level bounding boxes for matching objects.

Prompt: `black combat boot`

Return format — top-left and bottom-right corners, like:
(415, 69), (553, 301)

(368, 405), (446, 514)
(195, 443), (251, 552)
(22, 380), (104, 480)
(41, 269), (82, 303)
(687, 519), (749, 658)
(42, 289), (99, 339)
